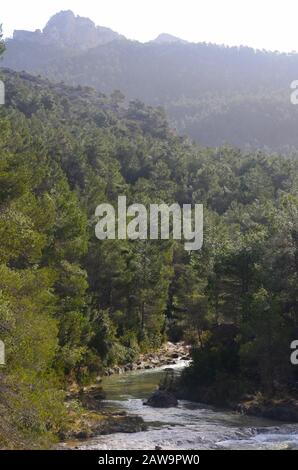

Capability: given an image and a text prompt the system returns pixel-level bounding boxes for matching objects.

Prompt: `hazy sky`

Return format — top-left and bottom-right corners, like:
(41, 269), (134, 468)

(1, 0), (298, 52)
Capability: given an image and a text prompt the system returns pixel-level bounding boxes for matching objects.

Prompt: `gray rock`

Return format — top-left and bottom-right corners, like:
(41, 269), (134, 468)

(144, 390), (178, 408)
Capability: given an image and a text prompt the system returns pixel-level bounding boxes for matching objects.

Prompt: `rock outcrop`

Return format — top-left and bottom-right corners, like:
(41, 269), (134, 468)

(104, 342), (191, 376)
(152, 33), (187, 44)
(13, 10), (125, 50)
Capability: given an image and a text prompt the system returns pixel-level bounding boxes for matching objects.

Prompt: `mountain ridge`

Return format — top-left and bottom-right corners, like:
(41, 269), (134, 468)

(3, 11), (298, 152)
(12, 10), (126, 50)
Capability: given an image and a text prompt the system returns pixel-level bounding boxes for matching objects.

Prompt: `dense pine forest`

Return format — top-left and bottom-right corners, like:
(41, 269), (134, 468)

(1, 20), (298, 448)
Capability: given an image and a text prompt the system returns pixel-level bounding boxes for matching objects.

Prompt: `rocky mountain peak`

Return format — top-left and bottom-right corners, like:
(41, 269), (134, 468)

(13, 10), (126, 50)
(153, 33), (187, 44)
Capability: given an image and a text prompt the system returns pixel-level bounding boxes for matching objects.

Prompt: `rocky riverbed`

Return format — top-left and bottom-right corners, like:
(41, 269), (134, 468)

(59, 343), (190, 445)
(104, 342), (191, 376)
(60, 341), (298, 448)
(60, 362), (298, 451)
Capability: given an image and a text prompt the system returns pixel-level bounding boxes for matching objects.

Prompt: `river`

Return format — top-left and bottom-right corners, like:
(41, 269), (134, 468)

(77, 361), (298, 450)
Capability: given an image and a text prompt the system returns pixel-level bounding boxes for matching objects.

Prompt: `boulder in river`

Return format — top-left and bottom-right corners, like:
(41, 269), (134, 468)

(144, 390), (178, 408)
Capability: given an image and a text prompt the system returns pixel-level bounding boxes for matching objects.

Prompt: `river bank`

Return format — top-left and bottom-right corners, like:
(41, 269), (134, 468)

(60, 343), (190, 444)
(58, 342), (298, 449)
(104, 342), (191, 376)
(176, 388), (298, 424)
(172, 378), (298, 423)
(59, 362), (298, 450)
(235, 396), (298, 423)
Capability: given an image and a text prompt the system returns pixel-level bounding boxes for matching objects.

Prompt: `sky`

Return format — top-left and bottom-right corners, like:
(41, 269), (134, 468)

(1, 0), (298, 52)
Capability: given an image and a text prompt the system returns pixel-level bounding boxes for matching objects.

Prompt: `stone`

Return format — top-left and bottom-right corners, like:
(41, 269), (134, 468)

(144, 390), (178, 408)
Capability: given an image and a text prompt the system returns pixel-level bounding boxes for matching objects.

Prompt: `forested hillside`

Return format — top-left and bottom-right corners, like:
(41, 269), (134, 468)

(3, 11), (298, 152)
(1, 24), (298, 447)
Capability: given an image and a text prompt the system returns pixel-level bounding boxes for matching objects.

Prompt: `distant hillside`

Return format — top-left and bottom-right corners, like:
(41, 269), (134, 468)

(2, 11), (298, 152)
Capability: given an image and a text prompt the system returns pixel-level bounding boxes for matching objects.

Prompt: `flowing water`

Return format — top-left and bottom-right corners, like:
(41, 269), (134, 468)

(77, 361), (298, 450)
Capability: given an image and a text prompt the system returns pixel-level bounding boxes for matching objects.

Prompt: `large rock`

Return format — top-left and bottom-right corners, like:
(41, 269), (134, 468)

(144, 390), (178, 408)
(14, 10), (126, 50)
